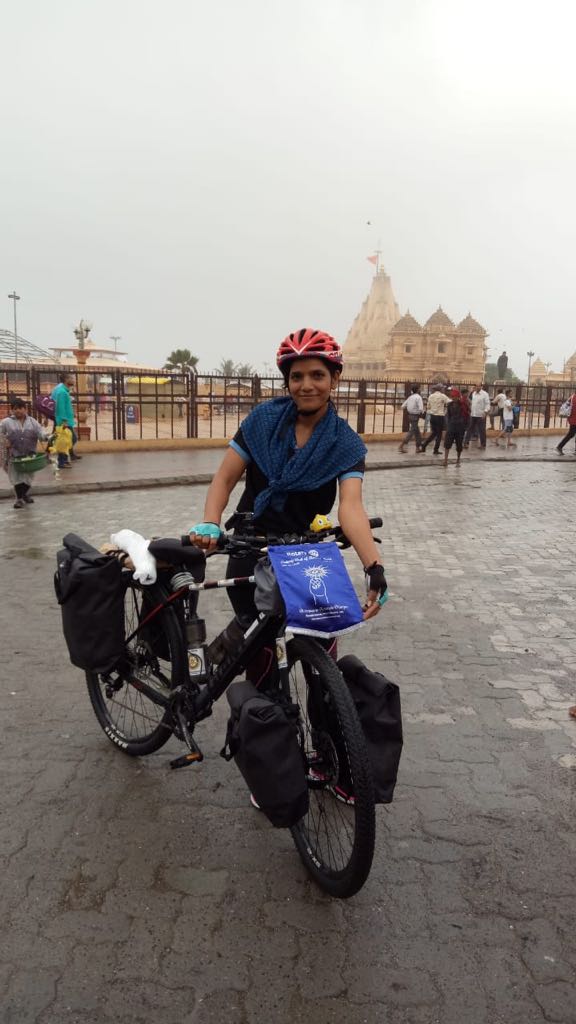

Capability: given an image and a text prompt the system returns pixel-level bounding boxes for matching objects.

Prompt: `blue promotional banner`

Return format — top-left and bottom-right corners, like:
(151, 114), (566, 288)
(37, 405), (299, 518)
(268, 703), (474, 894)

(267, 542), (364, 638)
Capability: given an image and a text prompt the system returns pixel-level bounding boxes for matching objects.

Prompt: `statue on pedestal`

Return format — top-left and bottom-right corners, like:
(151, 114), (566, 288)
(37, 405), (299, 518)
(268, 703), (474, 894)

(497, 351), (508, 380)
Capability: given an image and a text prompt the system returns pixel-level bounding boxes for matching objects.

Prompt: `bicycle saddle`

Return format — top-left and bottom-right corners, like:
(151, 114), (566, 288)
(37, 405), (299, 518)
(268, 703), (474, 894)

(148, 538), (206, 581)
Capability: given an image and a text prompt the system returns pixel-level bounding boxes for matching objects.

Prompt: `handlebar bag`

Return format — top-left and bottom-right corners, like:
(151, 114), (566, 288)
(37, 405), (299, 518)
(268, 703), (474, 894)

(221, 680), (309, 828)
(337, 655), (403, 803)
(267, 542), (363, 638)
(54, 533), (125, 674)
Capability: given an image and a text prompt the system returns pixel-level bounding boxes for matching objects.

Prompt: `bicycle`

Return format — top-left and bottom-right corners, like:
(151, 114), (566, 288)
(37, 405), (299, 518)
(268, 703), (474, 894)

(85, 516), (383, 898)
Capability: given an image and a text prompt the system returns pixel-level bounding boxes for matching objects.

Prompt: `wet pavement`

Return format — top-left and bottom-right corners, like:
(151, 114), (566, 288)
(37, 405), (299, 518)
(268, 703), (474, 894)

(1, 463), (576, 1023)
(0, 433), (573, 501)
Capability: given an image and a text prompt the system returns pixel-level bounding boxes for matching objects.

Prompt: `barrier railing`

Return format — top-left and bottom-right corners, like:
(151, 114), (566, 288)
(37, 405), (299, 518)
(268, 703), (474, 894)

(0, 365), (572, 441)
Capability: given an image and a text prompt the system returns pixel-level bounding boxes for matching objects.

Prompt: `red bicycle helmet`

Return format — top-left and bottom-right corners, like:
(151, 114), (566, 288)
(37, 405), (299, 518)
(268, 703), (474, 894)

(276, 328), (343, 372)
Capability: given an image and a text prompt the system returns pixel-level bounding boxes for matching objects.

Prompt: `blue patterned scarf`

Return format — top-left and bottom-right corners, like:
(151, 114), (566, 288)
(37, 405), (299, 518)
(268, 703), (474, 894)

(241, 397), (367, 517)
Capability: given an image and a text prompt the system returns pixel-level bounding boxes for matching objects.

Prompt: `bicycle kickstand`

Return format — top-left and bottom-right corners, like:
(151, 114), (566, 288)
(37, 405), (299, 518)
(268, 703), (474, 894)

(170, 709), (204, 770)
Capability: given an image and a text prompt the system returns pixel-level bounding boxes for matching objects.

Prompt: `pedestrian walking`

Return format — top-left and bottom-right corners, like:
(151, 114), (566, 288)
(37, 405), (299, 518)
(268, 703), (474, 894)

(0, 397), (49, 508)
(463, 383), (490, 449)
(443, 388), (470, 466)
(493, 387), (507, 430)
(399, 385), (424, 453)
(555, 391), (576, 455)
(420, 384), (449, 454)
(494, 390), (517, 448)
(51, 373), (82, 461)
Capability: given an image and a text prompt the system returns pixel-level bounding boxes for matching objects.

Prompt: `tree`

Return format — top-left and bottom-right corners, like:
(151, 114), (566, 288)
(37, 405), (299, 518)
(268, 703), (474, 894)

(235, 362), (255, 377)
(164, 349), (199, 374)
(217, 358), (238, 377)
(484, 362), (520, 385)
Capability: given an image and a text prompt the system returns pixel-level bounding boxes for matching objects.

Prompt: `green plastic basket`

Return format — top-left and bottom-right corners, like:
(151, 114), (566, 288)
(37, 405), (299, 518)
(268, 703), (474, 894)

(12, 453), (49, 474)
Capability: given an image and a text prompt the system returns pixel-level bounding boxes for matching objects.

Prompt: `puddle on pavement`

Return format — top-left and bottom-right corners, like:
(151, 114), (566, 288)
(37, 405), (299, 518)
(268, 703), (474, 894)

(3, 547), (49, 560)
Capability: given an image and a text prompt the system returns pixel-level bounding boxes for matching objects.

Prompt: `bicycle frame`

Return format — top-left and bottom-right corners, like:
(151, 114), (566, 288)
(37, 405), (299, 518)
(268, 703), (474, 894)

(114, 513), (383, 749)
(118, 569), (289, 731)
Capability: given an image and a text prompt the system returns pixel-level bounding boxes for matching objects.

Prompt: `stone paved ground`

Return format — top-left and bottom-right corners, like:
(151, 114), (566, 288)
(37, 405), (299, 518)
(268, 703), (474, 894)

(1, 462), (575, 1024)
(1, 434), (572, 501)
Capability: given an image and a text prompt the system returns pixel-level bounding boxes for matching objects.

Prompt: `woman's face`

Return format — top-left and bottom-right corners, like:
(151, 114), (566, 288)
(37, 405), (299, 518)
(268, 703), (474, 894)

(12, 406), (27, 421)
(287, 358), (338, 414)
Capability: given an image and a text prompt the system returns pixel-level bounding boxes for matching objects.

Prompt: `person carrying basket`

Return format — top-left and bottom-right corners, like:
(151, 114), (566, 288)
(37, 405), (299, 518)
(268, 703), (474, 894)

(0, 396), (49, 508)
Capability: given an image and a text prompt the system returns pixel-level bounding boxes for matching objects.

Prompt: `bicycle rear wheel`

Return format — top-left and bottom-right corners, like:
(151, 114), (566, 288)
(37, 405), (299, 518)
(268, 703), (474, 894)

(288, 636), (375, 898)
(86, 580), (185, 756)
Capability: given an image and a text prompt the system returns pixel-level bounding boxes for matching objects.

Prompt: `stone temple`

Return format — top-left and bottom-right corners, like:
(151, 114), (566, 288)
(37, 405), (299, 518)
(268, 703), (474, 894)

(342, 266), (488, 381)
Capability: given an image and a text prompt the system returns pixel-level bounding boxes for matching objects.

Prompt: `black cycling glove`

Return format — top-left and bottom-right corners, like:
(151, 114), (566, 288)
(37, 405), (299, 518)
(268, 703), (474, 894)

(364, 562), (388, 605)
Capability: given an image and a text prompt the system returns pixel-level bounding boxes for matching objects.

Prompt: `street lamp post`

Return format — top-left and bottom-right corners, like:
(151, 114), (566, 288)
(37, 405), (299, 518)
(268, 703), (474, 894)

(526, 350), (535, 385)
(110, 335), (121, 353)
(8, 291), (20, 365)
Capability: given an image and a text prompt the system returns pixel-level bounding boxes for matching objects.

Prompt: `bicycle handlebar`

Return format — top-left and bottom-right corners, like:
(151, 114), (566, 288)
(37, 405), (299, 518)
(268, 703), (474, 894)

(181, 516), (383, 556)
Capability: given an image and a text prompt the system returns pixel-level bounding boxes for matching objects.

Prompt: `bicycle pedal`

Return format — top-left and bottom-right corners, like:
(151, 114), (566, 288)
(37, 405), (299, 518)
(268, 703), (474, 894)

(170, 749), (204, 770)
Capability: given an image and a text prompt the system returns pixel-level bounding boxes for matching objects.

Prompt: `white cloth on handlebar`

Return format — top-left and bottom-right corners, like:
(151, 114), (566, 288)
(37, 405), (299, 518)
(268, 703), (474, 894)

(110, 529), (157, 585)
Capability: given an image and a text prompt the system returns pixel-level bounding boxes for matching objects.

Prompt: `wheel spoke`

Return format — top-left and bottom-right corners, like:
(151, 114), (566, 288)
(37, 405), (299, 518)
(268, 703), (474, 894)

(290, 656), (356, 874)
(87, 581), (177, 749)
(287, 636), (375, 898)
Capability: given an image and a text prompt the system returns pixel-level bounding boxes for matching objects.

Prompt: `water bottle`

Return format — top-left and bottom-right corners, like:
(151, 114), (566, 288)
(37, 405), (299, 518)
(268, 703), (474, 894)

(186, 614), (207, 678)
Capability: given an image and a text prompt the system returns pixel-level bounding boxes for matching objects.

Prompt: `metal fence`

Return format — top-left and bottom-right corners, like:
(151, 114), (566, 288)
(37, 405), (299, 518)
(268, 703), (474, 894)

(0, 364), (573, 441)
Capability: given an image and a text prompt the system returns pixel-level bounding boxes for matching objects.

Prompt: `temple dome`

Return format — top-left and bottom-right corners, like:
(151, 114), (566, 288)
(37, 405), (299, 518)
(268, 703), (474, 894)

(424, 307), (455, 329)
(564, 352), (576, 368)
(391, 311), (423, 333)
(457, 313), (486, 334)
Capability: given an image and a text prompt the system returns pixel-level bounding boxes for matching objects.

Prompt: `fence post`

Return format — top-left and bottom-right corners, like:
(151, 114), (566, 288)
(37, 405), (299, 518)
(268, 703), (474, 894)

(30, 366), (38, 410)
(356, 379), (367, 434)
(402, 382), (411, 432)
(252, 374), (261, 410)
(189, 372), (198, 438)
(543, 386), (552, 428)
(113, 369), (123, 440)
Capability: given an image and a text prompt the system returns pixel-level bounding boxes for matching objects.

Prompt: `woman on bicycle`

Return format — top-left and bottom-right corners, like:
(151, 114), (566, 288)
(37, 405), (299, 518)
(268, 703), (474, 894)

(189, 329), (387, 624)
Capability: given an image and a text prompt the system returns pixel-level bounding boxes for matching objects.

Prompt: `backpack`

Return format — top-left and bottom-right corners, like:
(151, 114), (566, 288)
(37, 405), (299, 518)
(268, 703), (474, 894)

(559, 398), (572, 418)
(35, 394), (56, 421)
(54, 533), (126, 674)
(337, 655), (403, 804)
(221, 680), (309, 827)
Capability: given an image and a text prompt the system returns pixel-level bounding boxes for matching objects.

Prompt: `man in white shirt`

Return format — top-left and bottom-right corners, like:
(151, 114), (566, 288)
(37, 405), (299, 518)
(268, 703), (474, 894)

(399, 384), (424, 453)
(463, 383), (491, 449)
(493, 389), (507, 429)
(420, 385), (449, 454)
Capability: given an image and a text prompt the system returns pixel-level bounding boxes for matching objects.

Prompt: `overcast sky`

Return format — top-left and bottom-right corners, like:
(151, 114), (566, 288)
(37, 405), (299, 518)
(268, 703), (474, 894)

(2, 0), (575, 377)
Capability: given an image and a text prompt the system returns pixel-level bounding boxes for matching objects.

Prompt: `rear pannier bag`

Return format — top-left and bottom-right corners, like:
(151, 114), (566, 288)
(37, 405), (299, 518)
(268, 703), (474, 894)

(54, 533), (125, 674)
(337, 655), (403, 804)
(221, 680), (309, 828)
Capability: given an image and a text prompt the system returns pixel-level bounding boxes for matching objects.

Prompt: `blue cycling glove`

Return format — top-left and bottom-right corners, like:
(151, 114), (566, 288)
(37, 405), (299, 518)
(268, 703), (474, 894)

(189, 522), (222, 540)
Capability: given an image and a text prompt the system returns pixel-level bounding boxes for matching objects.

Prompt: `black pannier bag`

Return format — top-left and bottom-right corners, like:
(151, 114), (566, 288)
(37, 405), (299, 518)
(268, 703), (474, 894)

(221, 680), (309, 828)
(337, 655), (403, 804)
(54, 533), (125, 674)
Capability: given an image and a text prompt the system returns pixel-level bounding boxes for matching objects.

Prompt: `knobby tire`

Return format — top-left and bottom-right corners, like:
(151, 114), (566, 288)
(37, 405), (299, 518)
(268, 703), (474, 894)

(86, 581), (185, 756)
(288, 636), (376, 898)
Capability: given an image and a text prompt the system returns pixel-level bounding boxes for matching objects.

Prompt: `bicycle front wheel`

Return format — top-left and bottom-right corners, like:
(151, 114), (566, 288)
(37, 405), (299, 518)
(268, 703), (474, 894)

(86, 580), (186, 756)
(288, 636), (375, 899)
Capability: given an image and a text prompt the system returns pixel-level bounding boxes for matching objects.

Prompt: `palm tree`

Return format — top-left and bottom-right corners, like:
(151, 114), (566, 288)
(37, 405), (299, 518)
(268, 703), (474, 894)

(164, 349), (199, 374)
(235, 362), (255, 377)
(218, 358), (238, 377)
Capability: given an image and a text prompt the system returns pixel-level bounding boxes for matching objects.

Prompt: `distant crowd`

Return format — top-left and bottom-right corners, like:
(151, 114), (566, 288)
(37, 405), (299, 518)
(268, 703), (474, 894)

(399, 383), (522, 465)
